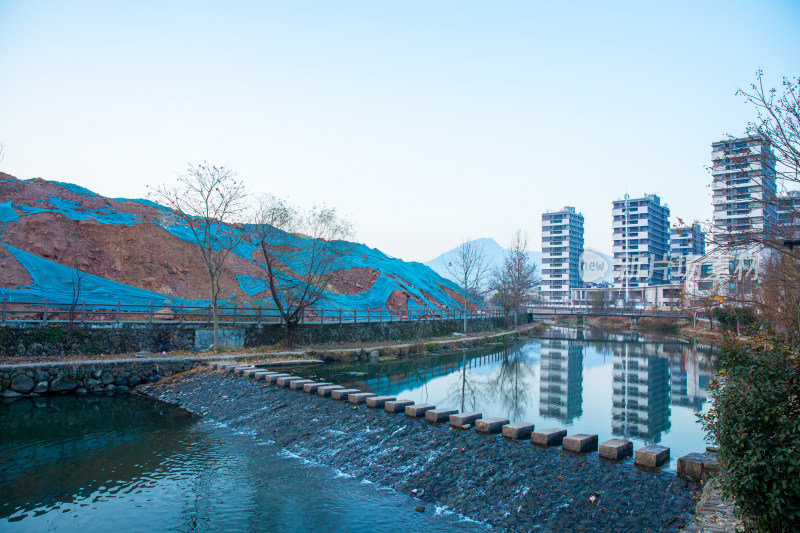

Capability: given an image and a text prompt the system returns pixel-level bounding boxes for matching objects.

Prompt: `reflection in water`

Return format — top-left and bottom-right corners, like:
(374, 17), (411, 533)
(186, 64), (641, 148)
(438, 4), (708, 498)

(292, 329), (719, 467)
(670, 349), (709, 411)
(611, 345), (672, 443)
(539, 339), (584, 424)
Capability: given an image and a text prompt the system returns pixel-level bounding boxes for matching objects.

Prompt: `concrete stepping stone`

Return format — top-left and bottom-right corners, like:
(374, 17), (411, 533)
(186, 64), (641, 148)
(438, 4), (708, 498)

(331, 388), (362, 400)
(531, 428), (567, 447)
(265, 373), (291, 384)
(254, 371), (278, 381)
(234, 366), (255, 375)
(366, 396), (396, 408)
(317, 385), (345, 397)
(425, 408), (458, 422)
(405, 404), (435, 418)
(599, 439), (633, 460)
(289, 379), (315, 390)
(276, 376), (303, 387)
(635, 445), (670, 468)
(243, 368), (263, 378)
(502, 422), (535, 439)
(303, 382), (331, 393)
(349, 392), (376, 404)
(563, 434), (599, 453)
(677, 452), (719, 480)
(475, 417), (509, 434)
(385, 399), (415, 413)
(449, 412), (482, 428)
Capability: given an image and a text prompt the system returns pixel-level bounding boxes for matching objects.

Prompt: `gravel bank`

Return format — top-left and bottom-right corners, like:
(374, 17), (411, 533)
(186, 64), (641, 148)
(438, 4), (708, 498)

(141, 368), (700, 532)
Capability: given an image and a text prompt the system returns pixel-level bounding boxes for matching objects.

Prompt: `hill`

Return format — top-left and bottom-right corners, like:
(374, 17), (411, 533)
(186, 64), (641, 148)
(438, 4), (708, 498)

(0, 173), (471, 314)
(424, 237), (542, 282)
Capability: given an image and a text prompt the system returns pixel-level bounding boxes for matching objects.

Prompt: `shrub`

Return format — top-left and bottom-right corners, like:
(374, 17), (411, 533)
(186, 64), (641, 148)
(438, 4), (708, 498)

(424, 342), (438, 352)
(699, 336), (800, 532)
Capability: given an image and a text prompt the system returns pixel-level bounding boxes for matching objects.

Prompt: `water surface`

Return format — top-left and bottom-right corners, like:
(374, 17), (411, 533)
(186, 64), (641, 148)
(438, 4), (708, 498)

(0, 395), (485, 532)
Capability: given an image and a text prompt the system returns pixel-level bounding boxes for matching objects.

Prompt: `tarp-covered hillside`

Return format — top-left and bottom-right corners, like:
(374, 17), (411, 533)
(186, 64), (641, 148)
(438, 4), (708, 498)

(0, 173), (477, 314)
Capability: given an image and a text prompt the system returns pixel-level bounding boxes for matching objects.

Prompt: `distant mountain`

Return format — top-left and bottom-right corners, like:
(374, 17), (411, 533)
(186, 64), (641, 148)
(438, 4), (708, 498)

(424, 238), (542, 283)
(425, 238), (614, 286)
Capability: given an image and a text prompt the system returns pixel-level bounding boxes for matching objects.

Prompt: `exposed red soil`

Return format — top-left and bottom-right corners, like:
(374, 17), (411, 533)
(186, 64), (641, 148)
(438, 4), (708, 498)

(327, 267), (380, 295)
(438, 284), (481, 311)
(0, 243), (33, 287)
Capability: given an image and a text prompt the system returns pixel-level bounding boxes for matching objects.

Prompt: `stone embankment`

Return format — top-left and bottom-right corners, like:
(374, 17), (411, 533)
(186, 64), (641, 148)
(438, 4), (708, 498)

(0, 327), (532, 399)
(0, 357), (202, 399)
(140, 364), (707, 532)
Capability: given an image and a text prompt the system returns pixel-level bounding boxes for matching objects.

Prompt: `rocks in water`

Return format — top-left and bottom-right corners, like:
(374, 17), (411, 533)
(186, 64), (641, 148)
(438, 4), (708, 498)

(414, 506), (425, 513)
(0, 389), (23, 399)
(33, 381), (48, 394)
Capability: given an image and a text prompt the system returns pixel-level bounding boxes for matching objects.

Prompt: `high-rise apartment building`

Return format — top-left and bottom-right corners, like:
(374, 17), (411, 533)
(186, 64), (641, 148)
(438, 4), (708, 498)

(612, 194), (670, 289)
(541, 207), (584, 302)
(669, 223), (705, 283)
(711, 135), (777, 246)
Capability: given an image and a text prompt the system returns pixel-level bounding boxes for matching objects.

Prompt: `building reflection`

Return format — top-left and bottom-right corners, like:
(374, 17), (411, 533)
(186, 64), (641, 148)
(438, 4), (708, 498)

(611, 344), (671, 443)
(670, 348), (710, 411)
(538, 338), (584, 424)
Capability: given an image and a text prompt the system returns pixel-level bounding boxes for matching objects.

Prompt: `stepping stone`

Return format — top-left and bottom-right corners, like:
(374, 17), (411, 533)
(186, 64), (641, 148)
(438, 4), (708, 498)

(331, 388), (362, 400)
(405, 404), (435, 417)
(635, 445), (670, 468)
(243, 368), (263, 378)
(425, 408), (458, 422)
(210, 362), (231, 370)
(677, 452), (719, 480)
(502, 422), (535, 439)
(254, 371), (278, 381)
(303, 382), (331, 393)
(289, 379), (315, 390)
(563, 434), (599, 453)
(366, 396), (396, 408)
(234, 366), (255, 375)
(475, 417), (510, 434)
(385, 399), (415, 413)
(599, 439), (633, 460)
(265, 373), (290, 384)
(349, 392), (377, 404)
(317, 385), (345, 397)
(276, 376), (303, 387)
(449, 412), (482, 428)
(532, 428), (567, 447)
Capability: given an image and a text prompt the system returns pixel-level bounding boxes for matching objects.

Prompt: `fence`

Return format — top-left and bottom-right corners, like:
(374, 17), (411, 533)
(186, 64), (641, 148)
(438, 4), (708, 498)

(0, 298), (504, 327)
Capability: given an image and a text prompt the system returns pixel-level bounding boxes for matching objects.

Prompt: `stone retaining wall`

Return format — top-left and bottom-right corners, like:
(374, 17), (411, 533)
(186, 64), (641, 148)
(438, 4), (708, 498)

(0, 318), (506, 358)
(0, 357), (202, 399)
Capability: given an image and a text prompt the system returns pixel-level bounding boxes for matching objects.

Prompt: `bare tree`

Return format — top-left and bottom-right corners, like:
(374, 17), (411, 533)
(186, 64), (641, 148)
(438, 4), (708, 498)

(149, 162), (247, 348)
(492, 230), (539, 328)
(445, 239), (491, 334)
(251, 196), (353, 346)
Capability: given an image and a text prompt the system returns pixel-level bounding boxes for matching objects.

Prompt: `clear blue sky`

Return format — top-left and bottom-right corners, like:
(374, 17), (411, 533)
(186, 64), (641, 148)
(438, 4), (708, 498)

(1, 1), (798, 261)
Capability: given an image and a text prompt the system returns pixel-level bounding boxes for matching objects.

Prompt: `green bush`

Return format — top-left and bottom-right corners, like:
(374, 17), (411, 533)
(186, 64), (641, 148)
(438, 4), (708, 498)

(712, 307), (757, 333)
(699, 336), (800, 532)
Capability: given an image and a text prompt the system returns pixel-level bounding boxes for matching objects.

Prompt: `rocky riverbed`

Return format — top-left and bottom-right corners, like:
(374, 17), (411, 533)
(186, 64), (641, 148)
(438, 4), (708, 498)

(140, 368), (701, 532)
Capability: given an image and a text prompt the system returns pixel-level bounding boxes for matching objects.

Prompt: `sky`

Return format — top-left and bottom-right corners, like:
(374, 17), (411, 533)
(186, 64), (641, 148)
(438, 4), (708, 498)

(1, 1), (798, 262)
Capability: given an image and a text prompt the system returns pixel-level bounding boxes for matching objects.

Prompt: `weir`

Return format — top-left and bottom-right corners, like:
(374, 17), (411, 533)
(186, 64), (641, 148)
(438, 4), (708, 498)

(211, 359), (719, 482)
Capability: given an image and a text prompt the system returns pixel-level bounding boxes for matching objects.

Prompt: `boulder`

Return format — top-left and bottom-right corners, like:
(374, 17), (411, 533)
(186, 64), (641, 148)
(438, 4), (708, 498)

(10, 374), (35, 393)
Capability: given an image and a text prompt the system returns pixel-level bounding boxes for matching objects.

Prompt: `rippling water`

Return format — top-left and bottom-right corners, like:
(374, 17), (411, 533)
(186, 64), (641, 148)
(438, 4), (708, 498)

(287, 328), (719, 468)
(0, 395), (486, 532)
